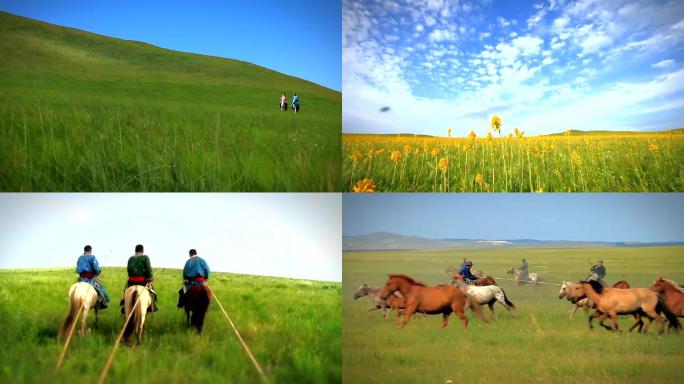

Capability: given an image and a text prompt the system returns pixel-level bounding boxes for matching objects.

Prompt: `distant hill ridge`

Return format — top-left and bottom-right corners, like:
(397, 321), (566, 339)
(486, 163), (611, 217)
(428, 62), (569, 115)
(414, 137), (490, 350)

(343, 232), (684, 251)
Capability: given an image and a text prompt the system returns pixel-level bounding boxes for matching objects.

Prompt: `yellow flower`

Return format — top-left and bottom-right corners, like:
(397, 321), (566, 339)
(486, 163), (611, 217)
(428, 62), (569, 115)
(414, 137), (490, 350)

(390, 151), (401, 162)
(431, 147), (441, 157)
(530, 146), (539, 156)
(368, 149), (375, 157)
(648, 144), (659, 153)
(438, 157), (448, 172)
(490, 115), (502, 134)
(514, 128), (524, 138)
(571, 151), (582, 166)
(468, 131), (477, 140)
(475, 173), (490, 192)
(376, 149), (385, 155)
(486, 132), (493, 142)
(564, 130), (572, 136)
(403, 144), (411, 153)
(352, 151), (362, 160)
(353, 178), (377, 192)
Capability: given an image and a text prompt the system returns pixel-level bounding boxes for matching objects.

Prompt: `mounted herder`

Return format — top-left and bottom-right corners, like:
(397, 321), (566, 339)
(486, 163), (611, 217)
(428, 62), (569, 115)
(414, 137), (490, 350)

(120, 244), (158, 313)
(280, 92), (288, 111)
(177, 248), (212, 333)
(59, 245), (109, 338)
(292, 93), (300, 113)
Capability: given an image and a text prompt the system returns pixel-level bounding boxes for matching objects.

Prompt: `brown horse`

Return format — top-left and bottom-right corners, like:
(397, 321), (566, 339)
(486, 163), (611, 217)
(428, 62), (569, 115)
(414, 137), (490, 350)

(471, 276), (497, 286)
(650, 278), (684, 330)
(183, 285), (212, 333)
(566, 280), (674, 334)
(380, 274), (488, 330)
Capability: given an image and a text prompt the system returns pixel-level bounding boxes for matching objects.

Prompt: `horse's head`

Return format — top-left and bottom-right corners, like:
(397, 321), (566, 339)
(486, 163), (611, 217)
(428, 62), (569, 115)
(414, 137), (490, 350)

(650, 278), (666, 293)
(566, 282), (588, 302)
(558, 282), (570, 299)
(380, 276), (401, 300)
(353, 284), (369, 300)
(506, 267), (515, 274)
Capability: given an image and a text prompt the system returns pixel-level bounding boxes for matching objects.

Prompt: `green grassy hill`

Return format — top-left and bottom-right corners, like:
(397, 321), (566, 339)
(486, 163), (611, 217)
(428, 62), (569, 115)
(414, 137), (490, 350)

(0, 12), (341, 191)
(344, 246), (684, 384)
(0, 267), (340, 383)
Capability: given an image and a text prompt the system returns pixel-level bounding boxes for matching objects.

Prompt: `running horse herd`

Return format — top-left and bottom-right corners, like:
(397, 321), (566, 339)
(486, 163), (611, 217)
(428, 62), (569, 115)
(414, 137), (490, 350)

(354, 269), (683, 335)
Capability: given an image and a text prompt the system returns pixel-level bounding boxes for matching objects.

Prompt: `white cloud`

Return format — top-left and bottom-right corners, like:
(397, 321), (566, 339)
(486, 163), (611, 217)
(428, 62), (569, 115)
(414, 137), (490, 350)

(415, 24), (424, 32)
(512, 35), (544, 55)
(652, 59), (675, 68)
(425, 16), (437, 27)
(580, 32), (613, 54)
(672, 19), (684, 30)
(498, 17), (511, 27)
(428, 29), (456, 42)
(551, 40), (566, 49)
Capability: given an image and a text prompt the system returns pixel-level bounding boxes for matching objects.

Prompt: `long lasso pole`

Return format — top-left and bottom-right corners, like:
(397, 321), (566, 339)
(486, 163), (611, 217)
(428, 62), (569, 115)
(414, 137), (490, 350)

(96, 290), (142, 384)
(206, 285), (269, 384)
(54, 302), (85, 373)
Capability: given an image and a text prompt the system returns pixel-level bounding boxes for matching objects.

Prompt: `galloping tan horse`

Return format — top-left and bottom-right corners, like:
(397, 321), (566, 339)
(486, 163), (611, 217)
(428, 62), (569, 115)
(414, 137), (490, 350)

(122, 285), (154, 345)
(59, 282), (99, 339)
(353, 283), (406, 319)
(566, 280), (675, 334)
(380, 274), (487, 330)
(559, 280), (631, 320)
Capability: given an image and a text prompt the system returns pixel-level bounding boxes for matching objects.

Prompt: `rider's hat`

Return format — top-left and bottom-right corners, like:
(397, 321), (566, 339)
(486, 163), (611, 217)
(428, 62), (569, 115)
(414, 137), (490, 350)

(466, 260), (473, 266)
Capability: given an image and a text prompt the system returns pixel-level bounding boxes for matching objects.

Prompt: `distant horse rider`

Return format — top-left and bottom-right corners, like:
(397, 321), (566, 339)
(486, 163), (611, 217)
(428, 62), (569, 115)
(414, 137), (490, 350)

(76, 245), (110, 309)
(121, 244), (158, 313)
(280, 92), (287, 110)
(177, 248), (211, 308)
(458, 260), (479, 283)
(587, 259), (606, 286)
(292, 93), (300, 113)
(519, 258), (529, 283)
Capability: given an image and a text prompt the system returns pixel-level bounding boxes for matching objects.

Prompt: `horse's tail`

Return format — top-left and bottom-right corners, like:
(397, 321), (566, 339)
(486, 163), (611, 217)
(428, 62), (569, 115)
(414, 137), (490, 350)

(657, 294), (681, 332)
(465, 294), (488, 324)
(500, 288), (515, 309)
(123, 289), (139, 342)
(190, 286), (211, 333)
(59, 290), (81, 339)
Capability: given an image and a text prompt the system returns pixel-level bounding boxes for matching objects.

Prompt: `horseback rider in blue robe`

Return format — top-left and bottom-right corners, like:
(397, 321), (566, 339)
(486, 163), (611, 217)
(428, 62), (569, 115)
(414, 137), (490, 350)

(458, 260), (479, 283)
(292, 93), (300, 112)
(76, 245), (110, 309)
(177, 249), (211, 308)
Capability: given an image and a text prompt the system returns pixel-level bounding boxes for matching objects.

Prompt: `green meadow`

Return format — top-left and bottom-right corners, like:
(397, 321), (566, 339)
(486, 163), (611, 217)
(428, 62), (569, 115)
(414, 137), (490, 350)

(0, 12), (341, 191)
(343, 246), (684, 384)
(0, 267), (341, 383)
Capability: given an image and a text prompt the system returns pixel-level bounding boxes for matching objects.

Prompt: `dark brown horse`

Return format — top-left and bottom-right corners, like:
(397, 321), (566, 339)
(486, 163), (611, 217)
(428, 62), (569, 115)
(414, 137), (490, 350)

(380, 274), (487, 330)
(183, 285), (212, 333)
(650, 278), (684, 331)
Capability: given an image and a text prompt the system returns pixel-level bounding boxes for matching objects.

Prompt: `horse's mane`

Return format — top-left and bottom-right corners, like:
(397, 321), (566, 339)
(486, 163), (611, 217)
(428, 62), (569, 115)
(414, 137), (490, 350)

(389, 274), (427, 286)
(661, 278), (684, 294)
(581, 280), (604, 294)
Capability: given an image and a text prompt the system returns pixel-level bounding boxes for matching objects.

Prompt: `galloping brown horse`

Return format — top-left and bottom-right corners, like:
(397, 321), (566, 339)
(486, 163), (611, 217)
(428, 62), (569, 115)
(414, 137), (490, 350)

(380, 274), (488, 330)
(566, 280), (676, 334)
(471, 276), (497, 286)
(183, 285), (212, 333)
(650, 278), (684, 331)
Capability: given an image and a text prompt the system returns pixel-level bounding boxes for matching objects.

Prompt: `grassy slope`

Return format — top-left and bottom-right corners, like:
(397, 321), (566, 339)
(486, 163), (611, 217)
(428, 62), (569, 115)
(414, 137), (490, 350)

(0, 12), (341, 191)
(0, 267), (340, 383)
(343, 246), (684, 384)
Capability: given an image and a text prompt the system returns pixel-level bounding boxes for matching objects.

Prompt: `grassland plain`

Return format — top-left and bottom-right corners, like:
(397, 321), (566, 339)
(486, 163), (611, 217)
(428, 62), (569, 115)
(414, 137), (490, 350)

(0, 267), (341, 383)
(0, 12), (341, 191)
(343, 130), (684, 192)
(343, 246), (684, 384)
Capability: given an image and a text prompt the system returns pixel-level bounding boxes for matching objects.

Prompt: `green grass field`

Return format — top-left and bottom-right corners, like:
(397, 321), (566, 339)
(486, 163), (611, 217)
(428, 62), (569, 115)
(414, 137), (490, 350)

(0, 12), (341, 191)
(343, 246), (684, 384)
(343, 131), (684, 192)
(0, 267), (340, 383)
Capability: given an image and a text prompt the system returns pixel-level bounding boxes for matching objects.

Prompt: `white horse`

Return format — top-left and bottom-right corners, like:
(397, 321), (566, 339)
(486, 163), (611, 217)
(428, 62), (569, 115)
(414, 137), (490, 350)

(507, 267), (541, 286)
(353, 283), (405, 319)
(558, 281), (592, 320)
(122, 285), (154, 345)
(59, 282), (99, 339)
(452, 278), (515, 317)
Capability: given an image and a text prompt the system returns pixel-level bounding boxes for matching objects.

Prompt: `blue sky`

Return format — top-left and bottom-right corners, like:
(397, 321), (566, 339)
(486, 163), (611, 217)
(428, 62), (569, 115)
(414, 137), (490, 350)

(343, 193), (684, 242)
(0, 0), (341, 91)
(0, 194), (342, 282)
(343, 0), (684, 135)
